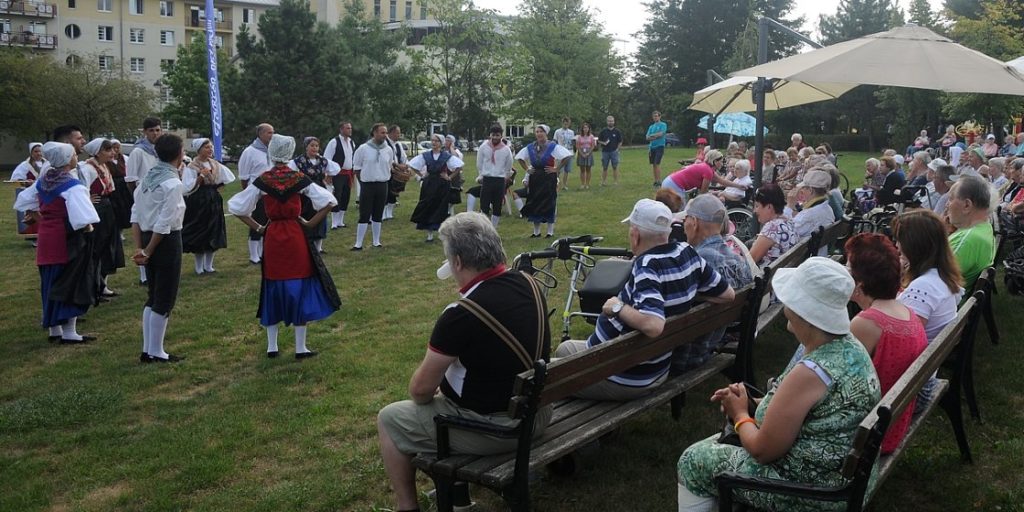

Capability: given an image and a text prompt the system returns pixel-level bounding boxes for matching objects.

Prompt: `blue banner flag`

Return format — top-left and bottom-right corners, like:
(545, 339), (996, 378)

(205, 0), (223, 160)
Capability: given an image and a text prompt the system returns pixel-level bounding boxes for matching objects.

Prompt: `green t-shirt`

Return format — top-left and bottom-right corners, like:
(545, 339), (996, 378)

(948, 222), (994, 288)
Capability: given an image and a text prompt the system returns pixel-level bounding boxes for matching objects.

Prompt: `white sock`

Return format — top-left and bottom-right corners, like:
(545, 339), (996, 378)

(354, 180), (361, 198)
(148, 312), (169, 359)
(385, 204), (395, 219)
(295, 325), (309, 353)
(491, 214), (500, 227)
(426, 231), (434, 241)
(514, 197), (525, 211)
(204, 252), (215, 272)
(547, 223), (555, 236)
(331, 211), (340, 228)
(339, 210), (346, 226)
(354, 223), (368, 248)
(267, 324), (279, 353)
(194, 254), (204, 274)
(677, 483), (715, 512)
(257, 239), (263, 258)
(48, 325), (63, 337)
(248, 240), (261, 262)
(315, 239), (323, 252)
(142, 306), (152, 353)
(533, 223), (541, 236)
(371, 221), (382, 246)
(448, 204), (455, 216)
(466, 194), (477, 212)
(139, 266), (147, 283)
(62, 317), (81, 340)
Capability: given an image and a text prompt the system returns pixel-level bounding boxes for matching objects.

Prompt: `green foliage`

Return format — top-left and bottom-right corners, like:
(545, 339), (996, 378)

(818, 0), (899, 45)
(0, 50), (54, 141)
(908, 0), (939, 29)
(161, 33), (239, 137)
(503, 0), (621, 128)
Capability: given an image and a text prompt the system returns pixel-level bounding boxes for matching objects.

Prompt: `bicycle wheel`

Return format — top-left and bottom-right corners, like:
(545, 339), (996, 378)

(727, 207), (757, 243)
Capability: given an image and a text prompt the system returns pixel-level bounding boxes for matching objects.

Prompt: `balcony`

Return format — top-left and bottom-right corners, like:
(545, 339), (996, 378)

(0, 1), (56, 18)
(1, 31), (57, 49)
(185, 11), (232, 32)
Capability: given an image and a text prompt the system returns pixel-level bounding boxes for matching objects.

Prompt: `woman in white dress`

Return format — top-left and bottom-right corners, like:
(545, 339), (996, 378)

(181, 138), (236, 274)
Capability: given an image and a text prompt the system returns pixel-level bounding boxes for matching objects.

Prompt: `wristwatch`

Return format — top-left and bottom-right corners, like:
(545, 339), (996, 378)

(611, 301), (624, 317)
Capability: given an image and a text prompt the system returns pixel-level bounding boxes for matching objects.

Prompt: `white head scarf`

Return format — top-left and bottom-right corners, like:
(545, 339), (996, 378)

(537, 124), (551, 135)
(431, 133), (445, 148)
(268, 134), (295, 163)
(42, 142), (75, 168)
(110, 138), (121, 146)
(191, 138), (211, 153)
(445, 134), (456, 143)
(29, 142), (42, 153)
(84, 138), (107, 157)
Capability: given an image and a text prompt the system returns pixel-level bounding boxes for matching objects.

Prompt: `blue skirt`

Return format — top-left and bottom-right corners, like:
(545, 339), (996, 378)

(259, 276), (337, 326)
(39, 265), (88, 328)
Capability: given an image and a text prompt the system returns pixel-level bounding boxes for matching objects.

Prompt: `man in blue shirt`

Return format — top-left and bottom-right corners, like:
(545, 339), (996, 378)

(647, 111), (668, 188)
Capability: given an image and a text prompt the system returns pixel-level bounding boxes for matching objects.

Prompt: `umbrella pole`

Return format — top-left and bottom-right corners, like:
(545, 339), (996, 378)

(753, 18), (769, 191)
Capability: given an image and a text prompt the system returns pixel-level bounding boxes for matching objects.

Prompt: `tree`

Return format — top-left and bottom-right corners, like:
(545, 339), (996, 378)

(908, 0), (938, 29)
(0, 50), (57, 141)
(161, 33), (239, 137)
(503, 0), (621, 127)
(819, 0), (900, 45)
(722, 0), (804, 74)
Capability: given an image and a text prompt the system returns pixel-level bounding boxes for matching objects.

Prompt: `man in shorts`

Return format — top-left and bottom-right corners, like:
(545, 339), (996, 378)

(598, 115), (623, 186)
(553, 116), (575, 191)
(647, 110), (668, 188)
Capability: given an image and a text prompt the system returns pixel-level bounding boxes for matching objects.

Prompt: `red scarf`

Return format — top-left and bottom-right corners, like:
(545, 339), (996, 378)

(459, 264), (508, 294)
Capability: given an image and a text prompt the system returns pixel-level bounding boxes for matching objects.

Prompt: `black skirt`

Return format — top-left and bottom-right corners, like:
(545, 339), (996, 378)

(520, 169), (558, 222)
(410, 173), (450, 230)
(93, 197), (125, 274)
(109, 176), (134, 229)
(182, 184), (229, 253)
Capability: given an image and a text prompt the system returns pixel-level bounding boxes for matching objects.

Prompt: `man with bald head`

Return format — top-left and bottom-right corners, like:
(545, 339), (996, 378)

(238, 123), (274, 263)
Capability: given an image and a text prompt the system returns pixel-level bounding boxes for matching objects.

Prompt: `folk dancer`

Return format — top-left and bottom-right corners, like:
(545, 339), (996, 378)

(410, 133), (465, 242)
(124, 117), (163, 283)
(514, 124), (572, 238)
(467, 125), (514, 227)
(351, 123), (396, 250)
(289, 136), (339, 253)
(81, 138), (125, 298)
(383, 125), (410, 221)
(182, 138), (236, 274)
(323, 121), (356, 229)
(238, 123), (275, 264)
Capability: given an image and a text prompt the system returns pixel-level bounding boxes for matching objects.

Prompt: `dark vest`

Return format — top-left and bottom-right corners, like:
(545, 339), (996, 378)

(331, 135), (354, 169)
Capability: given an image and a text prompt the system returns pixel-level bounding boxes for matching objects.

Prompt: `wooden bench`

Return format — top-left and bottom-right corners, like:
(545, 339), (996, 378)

(808, 217), (852, 259)
(413, 281), (765, 512)
(714, 294), (982, 512)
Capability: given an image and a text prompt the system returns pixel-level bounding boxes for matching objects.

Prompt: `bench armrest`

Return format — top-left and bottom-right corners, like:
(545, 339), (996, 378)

(714, 471), (853, 511)
(434, 414), (520, 459)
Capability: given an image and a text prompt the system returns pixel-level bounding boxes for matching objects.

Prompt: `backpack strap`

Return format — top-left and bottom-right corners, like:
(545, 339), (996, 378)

(455, 272), (547, 371)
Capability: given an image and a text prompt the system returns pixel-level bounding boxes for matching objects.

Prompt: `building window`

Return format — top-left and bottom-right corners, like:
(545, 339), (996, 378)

(29, 21), (46, 34)
(160, 58), (175, 73)
(405, 0), (411, 19)
(420, 1), (426, 19)
(66, 54), (80, 66)
(160, 1), (173, 17)
(97, 25), (113, 41)
(506, 125), (525, 138)
(129, 0), (142, 15)
(68, 0), (75, 9)
(160, 30), (173, 45)
(97, 0), (110, 11)
(129, 27), (144, 43)
(98, 55), (113, 70)
(373, 0), (380, 18)
(242, 8), (254, 24)
(64, 24), (81, 39)
(1, 19), (10, 33)
(130, 57), (145, 73)
(389, 0), (396, 20)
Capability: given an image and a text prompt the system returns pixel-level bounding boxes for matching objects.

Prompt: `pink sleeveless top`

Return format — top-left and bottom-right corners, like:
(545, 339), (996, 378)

(856, 307), (928, 454)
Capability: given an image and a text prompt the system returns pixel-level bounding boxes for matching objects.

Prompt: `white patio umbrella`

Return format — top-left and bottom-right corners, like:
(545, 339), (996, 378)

(689, 75), (856, 115)
(1009, 56), (1024, 74)
(732, 24), (1024, 95)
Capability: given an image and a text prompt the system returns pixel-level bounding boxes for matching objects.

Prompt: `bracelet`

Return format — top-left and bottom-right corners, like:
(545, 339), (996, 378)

(139, 249), (149, 258)
(734, 417), (757, 432)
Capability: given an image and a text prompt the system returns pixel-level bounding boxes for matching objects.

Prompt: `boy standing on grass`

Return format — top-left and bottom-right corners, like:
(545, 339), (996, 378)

(131, 133), (186, 363)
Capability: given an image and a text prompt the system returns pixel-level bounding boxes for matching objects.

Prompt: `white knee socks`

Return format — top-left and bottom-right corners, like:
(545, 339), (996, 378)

(295, 325), (309, 354)
(491, 214), (500, 227)
(139, 266), (147, 283)
(142, 306), (152, 353)
(194, 254), (205, 274)
(267, 324), (279, 353)
(466, 194), (477, 212)
(314, 239), (324, 253)
(514, 197), (525, 212)
(248, 240), (261, 263)
(426, 231), (434, 241)
(354, 223), (368, 248)
(148, 312), (169, 359)
(371, 221), (382, 246)
(383, 203), (395, 219)
(203, 252), (215, 273)
(547, 223), (555, 236)
(337, 211), (346, 227)
(61, 317), (81, 340)
(48, 325), (63, 337)
(533, 223), (542, 236)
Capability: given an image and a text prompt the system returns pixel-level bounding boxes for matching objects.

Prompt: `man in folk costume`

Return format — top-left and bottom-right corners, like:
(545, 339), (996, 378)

(14, 141), (100, 344)
(123, 117), (163, 284)
(323, 121), (357, 229)
(351, 123), (396, 250)
(238, 123), (275, 264)
(131, 134), (187, 363)
(383, 124), (410, 221)
(468, 125), (514, 227)
(228, 134), (341, 360)
(51, 125), (87, 180)
(514, 124), (572, 237)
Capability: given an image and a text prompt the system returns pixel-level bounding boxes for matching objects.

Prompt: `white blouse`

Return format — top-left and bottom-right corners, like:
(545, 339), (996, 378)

(14, 182), (100, 230)
(183, 160), (237, 195)
(11, 160), (46, 181)
(352, 142), (397, 183)
(227, 181), (336, 217)
(408, 151), (465, 176)
(285, 158), (341, 177)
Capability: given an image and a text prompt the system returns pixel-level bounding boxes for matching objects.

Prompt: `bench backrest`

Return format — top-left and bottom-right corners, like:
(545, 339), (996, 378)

(510, 283), (759, 416)
(761, 233), (813, 292)
(839, 296), (979, 494)
(968, 266), (996, 298)
(809, 217), (851, 257)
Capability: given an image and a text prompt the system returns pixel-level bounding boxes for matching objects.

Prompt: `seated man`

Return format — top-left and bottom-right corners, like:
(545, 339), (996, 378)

(377, 212), (551, 512)
(787, 169), (836, 255)
(672, 194), (754, 374)
(554, 198), (735, 400)
(946, 175), (996, 288)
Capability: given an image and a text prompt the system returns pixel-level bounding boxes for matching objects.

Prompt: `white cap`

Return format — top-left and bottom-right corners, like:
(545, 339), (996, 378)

(894, 154), (905, 165)
(436, 260), (452, 280)
(797, 169), (831, 189)
(621, 198), (674, 234)
(928, 158), (948, 172)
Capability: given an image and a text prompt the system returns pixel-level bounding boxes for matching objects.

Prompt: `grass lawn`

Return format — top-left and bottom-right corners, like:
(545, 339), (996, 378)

(1, 147), (1022, 511)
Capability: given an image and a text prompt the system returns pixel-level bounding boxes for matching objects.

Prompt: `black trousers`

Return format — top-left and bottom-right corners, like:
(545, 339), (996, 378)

(480, 176), (506, 216)
(143, 230), (182, 316)
(358, 181), (388, 223)
(332, 173), (353, 212)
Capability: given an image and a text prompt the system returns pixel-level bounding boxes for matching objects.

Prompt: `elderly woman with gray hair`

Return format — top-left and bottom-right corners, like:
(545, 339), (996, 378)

(182, 138), (236, 274)
(228, 134), (340, 359)
(14, 141), (100, 343)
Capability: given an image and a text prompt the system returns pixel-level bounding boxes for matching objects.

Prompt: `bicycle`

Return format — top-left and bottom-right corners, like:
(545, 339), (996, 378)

(511, 235), (632, 341)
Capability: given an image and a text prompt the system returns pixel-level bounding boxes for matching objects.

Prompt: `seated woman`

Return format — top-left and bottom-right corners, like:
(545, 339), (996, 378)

(662, 150), (748, 207)
(893, 210), (963, 343)
(749, 184), (797, 267)
(677, 257), (880, 512)
(846, 233), (927, 454)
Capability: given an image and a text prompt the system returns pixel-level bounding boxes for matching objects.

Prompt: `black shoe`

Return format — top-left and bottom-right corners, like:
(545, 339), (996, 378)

(59, 337), (91, 345)
(267, 351), (279, 358)
(97, 296), (111, 303)
(138, 280), (147, 286)
(48, 335), (61, 343)
(295, 351), (318, 360)
(319, 249), (327, 254)
(530, 233), (541, 238)
(249, 259), (261, 265)
(424, 239), (434, 243)
(102, 290), (119, 297)
(140, 352), (152, 363)
(151, 354), (184, 363)
(350, 246), (363, 251)
(372, 244), (383, 248)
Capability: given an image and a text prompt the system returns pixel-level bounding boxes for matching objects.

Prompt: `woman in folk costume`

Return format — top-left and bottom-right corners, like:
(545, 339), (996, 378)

(106, 139), (134, 234)
(12, 142), (46, 239)
(409, 133), (465, 242)
(515, 124), (573, 237)
(288, 136), (339, 254)
(182, 138), (236, 274)
(444, 134), (465, 214)
(228, 134), (340, 360)
(81, 138), (125, 297)
(14, 142), (100, 343)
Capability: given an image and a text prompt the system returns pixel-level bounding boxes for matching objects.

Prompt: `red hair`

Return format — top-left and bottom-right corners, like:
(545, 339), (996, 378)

(844, 233), (901, 299)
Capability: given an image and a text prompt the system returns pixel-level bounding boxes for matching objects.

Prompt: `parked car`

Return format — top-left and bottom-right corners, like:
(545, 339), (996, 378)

(664, 133), (682, 147)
